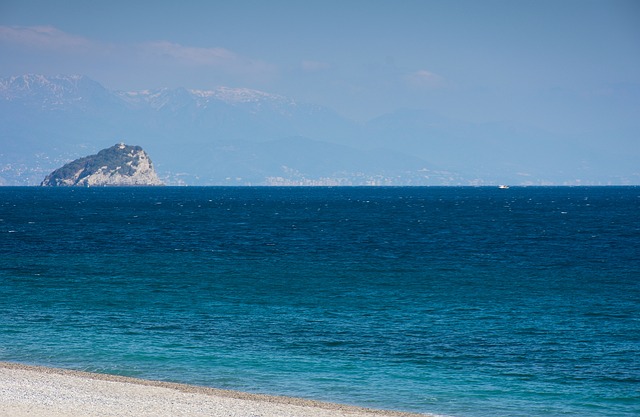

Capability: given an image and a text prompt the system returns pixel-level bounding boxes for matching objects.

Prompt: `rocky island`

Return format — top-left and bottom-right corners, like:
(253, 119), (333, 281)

(41, 143), (163, 186)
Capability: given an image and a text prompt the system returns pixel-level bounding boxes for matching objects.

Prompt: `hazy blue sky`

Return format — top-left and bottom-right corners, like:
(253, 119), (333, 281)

(1, 0), (639, 139)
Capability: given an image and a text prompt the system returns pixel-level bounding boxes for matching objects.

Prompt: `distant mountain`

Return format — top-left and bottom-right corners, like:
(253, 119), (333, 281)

(0, 74), (114, 108)
(41, 143), (163, 187)
(1, 74), (635, 185)
(0, 74), (442, 185)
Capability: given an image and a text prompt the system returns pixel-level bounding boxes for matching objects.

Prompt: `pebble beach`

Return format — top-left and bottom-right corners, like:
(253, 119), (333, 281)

(0, 362), (429, 417)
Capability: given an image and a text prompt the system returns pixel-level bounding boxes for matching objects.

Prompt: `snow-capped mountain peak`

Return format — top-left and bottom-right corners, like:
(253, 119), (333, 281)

(1, 74), (298, 113)
(118, 85), (294, 107)
(0, 74), (110, 109)
(1, 74), (95, 94)
(190, 87), (294, 105)
(114, 85), (297, 113)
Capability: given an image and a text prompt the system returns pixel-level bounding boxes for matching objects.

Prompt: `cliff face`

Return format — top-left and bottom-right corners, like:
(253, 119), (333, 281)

(41, 143), (163, 186)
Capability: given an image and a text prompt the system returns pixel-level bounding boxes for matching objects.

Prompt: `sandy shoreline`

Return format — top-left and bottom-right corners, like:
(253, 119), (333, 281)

(0, 362), (431, 417)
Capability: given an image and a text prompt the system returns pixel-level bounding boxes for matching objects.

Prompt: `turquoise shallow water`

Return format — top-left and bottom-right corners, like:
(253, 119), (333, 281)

(1, 186), (639, 416)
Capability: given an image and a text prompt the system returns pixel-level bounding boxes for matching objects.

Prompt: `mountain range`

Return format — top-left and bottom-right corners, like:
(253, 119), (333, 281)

(1, 74), (636, 185)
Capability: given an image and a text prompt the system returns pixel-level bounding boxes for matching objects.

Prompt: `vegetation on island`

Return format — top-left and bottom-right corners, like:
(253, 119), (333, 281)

(41, 144), (156, 186)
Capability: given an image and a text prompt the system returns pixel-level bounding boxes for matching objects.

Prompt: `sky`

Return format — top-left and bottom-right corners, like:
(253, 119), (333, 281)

(1, 0), (639, 140)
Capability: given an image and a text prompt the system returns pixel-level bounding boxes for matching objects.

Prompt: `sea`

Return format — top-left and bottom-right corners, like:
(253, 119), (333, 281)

(0, 186), (638, 417)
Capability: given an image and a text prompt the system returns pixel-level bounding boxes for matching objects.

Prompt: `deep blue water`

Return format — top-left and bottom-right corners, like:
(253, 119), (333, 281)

(1, 186), (639, 416)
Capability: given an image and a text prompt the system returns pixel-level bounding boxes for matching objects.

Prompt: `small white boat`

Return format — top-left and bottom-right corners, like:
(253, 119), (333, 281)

(498, 185), (509, 189)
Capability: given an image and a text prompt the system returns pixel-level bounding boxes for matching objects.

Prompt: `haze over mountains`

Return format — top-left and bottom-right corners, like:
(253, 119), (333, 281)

(1, 74), (636, 186)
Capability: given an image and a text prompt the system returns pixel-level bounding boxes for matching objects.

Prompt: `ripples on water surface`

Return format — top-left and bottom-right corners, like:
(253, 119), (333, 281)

(1, 186), (639, 417)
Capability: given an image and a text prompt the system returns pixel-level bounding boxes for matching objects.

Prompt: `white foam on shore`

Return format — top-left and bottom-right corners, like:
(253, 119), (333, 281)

(0, 362), (433, 417)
